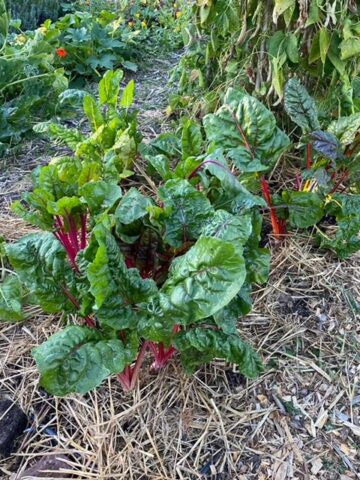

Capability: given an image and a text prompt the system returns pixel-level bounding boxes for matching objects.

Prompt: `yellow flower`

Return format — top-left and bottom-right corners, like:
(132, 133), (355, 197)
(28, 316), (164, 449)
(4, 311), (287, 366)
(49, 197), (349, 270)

(128, 21), (135, 27)
(38, 26), (48, 34)
(135, 13), (141, 18)
(16, 34), (27, 45)
(176, 11), (183, 18)
(141, 21), (147, 28)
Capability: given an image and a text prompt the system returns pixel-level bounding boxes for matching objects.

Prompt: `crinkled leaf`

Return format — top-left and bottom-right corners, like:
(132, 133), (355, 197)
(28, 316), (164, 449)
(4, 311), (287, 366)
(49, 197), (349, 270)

(160, 236), (246, 324)
(86, 225), (157, 308)
(33, 326), (137, 396)
(146, 154), (172, 181)
(284, 79), (320, 132)
(6, 233), (77, 313)
(174, 328), (263, 378)
(115, 188), (153, 225)
(328, 113), (360, 146)
(158, 179), (214, 248)
(319, 195), (360, 259)
(0, 276), (25, 322)
(283, 191), (324, 228)
(310, 130), (342, 161)
(200, 210), (252, 246)
(204, 88), (290, 170)
(213, 285), (253, 334)
(80, 181), (122, 214)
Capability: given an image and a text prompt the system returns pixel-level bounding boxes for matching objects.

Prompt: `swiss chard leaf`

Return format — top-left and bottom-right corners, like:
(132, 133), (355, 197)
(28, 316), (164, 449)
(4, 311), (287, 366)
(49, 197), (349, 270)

(33, 326), (137, 396)
(204, 88), (290, 170)
(160, 236), (246, 324)
(327, 113), (360, 146)
(79, 181), (122, 214)
(115, 188), (153, 225)
(319, 195), (360, 259)
(0, 276), (25, 322)
(200, 209), (252, 247)
(283, 191), (324, 228)
(181, 118), (202, 160)
(86, 225), (157, 308)
(158, 179), (214, 248)
(284, 79), (320, 132)
(174, 328), (263, 378)
(310, 130), (342, 161)
(6, 233), (77, 313)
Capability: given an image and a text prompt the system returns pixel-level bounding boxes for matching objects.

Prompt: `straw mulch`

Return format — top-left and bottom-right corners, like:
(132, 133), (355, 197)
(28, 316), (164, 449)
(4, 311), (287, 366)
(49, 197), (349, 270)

(0, 224), (359, 479)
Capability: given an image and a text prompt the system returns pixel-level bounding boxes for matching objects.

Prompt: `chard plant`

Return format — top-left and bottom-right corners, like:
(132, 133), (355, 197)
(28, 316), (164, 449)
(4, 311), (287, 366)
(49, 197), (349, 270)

(1, 71), (270, 396)
(191, 83), (360, 259)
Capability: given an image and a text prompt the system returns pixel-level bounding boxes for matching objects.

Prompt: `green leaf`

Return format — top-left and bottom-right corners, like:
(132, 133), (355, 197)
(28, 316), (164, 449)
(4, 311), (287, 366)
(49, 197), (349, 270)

(327, 113), (360, 145)
(47, 196), (83, 217)
(158, 179), (214, 248)
(319, 195), (360, 259)
(0, 0), (9, 50)
(146, 154), (172, 181)
(120, 80), (135, 109)
(33, 326), (137, 396)
(309, 30), (321, 64)
(80, 181), (122, 214)
(86, 225), (157, 308)
(244, 247), (270, 285)
(83, 96), (104, 132)
(286, 33), (299, 63)
(181, 118), (202, 160)
(283, 191), (324, 228)
(204, 88), (290, 170)
(213, 285), (253, 334)
(340, 38), (360, 60)
(115, 188), (153, 225)
(160, 236), (246, 324)
(201, 210), (252, 246)
(0, 276), (25, 322)
(273, 0), (295, 23)
(99, 69), (124, 107)
(284, 79), (320, 132)
(6, 233), (77, 313)
(319, 28), (331, 64)
(174, 328), (263, 378)
(310, 131), (341, 161)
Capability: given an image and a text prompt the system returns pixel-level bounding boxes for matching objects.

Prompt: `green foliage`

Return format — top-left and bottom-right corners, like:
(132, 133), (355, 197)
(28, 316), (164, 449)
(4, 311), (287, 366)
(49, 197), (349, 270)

(6, 0), (61, 30)
(2, 72), (270, 396)
(33, 325), (138, 395)
(171, 0), (359, 116)
(204, 88), (290, 172)
(34, 69), (140, 180)
(0, 26), (68, 147)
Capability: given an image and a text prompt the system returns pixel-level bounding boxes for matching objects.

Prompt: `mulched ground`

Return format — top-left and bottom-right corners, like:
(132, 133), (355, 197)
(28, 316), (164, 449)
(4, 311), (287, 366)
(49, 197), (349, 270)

(0, 51), (359, 480)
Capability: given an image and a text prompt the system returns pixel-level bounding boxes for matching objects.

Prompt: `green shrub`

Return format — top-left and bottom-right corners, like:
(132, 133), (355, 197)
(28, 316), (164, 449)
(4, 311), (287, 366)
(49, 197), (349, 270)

(6, 0), (62, 29)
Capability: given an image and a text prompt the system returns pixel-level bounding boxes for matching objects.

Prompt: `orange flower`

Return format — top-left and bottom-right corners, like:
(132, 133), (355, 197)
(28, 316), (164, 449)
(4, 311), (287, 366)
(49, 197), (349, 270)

(56, 48), (67, 58)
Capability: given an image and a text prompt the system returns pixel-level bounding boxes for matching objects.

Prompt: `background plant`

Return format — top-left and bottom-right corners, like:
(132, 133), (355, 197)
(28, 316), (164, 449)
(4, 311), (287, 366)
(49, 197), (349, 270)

(0, 3), (68, 150)
(170, 0), (359, 116)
